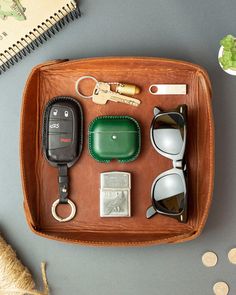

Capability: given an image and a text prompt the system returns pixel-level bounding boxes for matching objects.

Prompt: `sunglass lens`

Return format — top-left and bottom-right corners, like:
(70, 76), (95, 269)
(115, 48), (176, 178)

(152, 113), (185, 155)
(153, 173), (185, 214)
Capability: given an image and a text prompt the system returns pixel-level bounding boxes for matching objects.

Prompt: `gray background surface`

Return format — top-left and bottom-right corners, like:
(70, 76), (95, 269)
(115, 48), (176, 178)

(0, 0), (236, 294)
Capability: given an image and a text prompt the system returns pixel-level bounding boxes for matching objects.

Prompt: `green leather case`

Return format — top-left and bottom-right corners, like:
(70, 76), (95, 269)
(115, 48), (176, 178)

(88, 116), (141, 163)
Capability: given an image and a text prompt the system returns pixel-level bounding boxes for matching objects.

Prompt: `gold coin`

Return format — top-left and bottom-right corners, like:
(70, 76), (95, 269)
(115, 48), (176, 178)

(213, 282), (229, 295)
(202, 251), (218, 267)
(228, 248), (236, 264)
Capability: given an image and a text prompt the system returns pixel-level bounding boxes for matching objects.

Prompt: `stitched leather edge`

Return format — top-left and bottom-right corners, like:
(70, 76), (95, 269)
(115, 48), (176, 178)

(88, 115), (141, 163)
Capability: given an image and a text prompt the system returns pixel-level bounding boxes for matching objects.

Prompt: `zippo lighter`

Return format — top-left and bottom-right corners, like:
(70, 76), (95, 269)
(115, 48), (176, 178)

(100, 172), (131, 217)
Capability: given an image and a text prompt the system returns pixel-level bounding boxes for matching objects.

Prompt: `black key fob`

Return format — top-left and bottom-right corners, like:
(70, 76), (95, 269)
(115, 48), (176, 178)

(43, 96), (83, 167)
(42, 96), (83, 222)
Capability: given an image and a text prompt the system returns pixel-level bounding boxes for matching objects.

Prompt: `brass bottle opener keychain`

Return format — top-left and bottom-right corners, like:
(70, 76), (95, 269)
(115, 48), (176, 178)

(75, 76), (141, 106)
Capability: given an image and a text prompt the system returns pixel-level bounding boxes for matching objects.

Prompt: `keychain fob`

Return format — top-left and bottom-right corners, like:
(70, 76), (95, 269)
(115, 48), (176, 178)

(42, 96), (83, 222)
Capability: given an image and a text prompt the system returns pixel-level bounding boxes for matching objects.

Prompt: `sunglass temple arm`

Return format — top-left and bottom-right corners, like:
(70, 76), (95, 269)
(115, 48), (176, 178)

(146, 206), (157, 219)
(153, 107), (161, 116)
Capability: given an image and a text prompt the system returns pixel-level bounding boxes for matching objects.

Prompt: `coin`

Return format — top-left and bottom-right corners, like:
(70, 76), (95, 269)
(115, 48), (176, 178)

(228, 248), (236, 264)
(213, 282), (229, 295)
(202, 251), (218, 267)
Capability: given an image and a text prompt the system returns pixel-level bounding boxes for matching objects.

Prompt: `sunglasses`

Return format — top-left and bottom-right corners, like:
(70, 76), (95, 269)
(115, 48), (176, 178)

(146, 104), (188, 223)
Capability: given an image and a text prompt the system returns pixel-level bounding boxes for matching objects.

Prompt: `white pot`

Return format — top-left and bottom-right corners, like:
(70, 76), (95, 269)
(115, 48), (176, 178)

(218, 46), (236, 76)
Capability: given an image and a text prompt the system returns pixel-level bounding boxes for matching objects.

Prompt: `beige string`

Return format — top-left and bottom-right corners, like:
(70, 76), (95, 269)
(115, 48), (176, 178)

(0, 235), (49, 295)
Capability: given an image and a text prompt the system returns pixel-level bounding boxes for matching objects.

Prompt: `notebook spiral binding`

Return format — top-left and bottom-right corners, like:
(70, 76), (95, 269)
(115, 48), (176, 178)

(0, 1), (81, 75)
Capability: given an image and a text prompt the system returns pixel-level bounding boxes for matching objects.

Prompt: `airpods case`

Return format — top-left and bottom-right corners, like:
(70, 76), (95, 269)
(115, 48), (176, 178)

(88, 116), (141, 163)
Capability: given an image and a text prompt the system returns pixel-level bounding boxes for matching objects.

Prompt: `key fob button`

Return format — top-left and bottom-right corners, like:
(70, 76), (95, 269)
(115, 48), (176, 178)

(50, 106), (73, 120)
(48, 134), (73, 150)
(48, 120), (73, 134)
(48, 121), (60, 131)
(59, 107), (73, 120)
(50, 107), (60, 118)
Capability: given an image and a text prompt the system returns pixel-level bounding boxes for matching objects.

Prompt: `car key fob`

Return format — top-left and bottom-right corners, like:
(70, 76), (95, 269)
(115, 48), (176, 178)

(42, 96), (83, 222)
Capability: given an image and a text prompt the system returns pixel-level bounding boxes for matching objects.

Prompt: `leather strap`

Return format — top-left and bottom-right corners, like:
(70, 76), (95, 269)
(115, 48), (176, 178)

(58, 164), (69, 204)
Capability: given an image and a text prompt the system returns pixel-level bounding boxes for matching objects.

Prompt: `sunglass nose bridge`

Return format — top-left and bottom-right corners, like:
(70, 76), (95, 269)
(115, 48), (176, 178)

(173, 160), (183, 169)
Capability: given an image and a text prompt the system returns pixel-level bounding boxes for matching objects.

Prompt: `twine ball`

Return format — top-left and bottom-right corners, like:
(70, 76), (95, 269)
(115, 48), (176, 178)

(0, 235), (49, 295)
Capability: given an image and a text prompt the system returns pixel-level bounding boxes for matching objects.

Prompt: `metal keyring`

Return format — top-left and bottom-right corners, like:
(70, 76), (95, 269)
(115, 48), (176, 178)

(75, 75), (98, 99)
(149, 84), (159, 95)
(51, 199), (77, 222)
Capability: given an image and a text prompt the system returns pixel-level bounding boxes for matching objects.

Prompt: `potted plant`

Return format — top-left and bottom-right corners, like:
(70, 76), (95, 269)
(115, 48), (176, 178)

(218, 34), (236, 75)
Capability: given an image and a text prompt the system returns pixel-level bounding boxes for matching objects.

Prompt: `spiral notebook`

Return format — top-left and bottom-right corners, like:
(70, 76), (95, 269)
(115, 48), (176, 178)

(0, 0), (80, 75)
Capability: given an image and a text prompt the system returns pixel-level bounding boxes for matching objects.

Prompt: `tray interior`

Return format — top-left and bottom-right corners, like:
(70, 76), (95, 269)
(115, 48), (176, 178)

(21, 58), (214, 245)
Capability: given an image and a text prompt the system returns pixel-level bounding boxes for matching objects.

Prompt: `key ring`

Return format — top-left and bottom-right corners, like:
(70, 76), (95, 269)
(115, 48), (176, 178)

(75, 75), (98, 99)
(51, 199), (77, 222)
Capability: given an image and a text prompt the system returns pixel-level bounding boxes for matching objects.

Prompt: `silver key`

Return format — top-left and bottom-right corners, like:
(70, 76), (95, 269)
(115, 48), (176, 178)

(92, 82), (141, 107)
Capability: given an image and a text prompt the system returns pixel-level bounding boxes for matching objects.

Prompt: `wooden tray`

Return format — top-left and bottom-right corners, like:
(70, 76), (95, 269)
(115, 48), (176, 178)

(20, 57), (214, 246)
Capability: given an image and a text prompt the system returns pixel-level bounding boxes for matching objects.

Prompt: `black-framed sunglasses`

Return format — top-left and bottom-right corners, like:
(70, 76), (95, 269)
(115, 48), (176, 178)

(146, 104), (188, 223)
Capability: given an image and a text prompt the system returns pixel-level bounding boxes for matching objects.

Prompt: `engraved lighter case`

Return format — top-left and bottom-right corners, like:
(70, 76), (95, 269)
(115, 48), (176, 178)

(100, 172), (131, 217)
